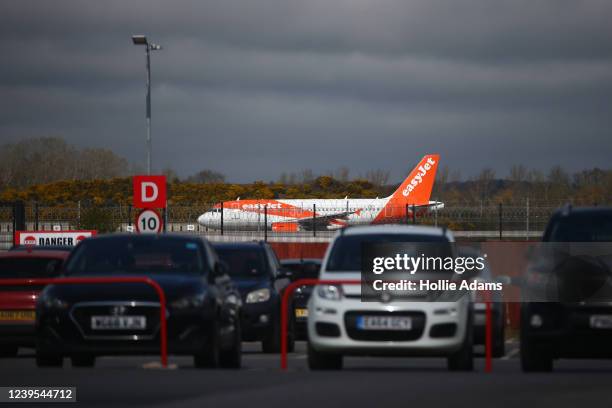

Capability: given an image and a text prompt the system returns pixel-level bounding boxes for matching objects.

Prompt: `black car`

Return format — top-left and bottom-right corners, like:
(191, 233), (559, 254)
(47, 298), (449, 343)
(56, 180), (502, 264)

(213, 242), (295, 353)
(520, 206), (612, 371)
(280, 258), (321, 340)
(36, 234), (242, 368)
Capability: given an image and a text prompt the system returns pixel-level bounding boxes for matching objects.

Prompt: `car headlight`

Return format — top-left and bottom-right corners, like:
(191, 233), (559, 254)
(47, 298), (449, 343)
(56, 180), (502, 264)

(246, 288), (270, 303)
(171, 293), (206, 309)
(317, 285), (342, 301)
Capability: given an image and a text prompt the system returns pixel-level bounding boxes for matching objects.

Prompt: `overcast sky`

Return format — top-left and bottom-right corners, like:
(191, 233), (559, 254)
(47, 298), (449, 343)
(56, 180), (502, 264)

(1, 0), (611, 182)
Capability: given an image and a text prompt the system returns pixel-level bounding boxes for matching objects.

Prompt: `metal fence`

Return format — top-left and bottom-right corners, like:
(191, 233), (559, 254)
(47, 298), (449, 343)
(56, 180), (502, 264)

(0, 202), (556, 249)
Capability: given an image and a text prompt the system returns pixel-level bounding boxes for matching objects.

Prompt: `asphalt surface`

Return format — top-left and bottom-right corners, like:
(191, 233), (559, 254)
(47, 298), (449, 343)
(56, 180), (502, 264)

(2, 340), (612, 408)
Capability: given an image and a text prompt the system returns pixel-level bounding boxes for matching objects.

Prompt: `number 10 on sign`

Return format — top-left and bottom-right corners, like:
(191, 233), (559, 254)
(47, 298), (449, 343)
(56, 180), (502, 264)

(136, 209), (163, 234)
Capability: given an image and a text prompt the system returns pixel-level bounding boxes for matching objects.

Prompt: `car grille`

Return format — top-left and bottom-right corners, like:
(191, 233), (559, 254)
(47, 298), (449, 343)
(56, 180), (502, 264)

(70, 302), (161, 340)
(344, 311), (426, 341)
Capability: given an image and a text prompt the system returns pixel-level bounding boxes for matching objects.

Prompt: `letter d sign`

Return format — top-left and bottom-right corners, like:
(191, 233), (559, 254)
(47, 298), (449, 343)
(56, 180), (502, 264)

(133, 175), (167, 208)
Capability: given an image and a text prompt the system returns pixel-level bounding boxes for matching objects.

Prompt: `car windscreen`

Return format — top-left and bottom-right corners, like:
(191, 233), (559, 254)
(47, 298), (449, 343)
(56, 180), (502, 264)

(283, 262), (321, 279)
(547, 214), (612, 242)
(0, 257), (64, 278)
(326, 234), (452, 272)
(215, 247), (268, 278)
(64, 238), (206, 275)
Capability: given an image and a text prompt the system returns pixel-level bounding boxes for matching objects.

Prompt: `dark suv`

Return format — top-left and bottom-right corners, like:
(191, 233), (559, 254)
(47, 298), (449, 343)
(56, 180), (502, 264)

(213, 242), (295, 353)
(520, 206), (612, 371)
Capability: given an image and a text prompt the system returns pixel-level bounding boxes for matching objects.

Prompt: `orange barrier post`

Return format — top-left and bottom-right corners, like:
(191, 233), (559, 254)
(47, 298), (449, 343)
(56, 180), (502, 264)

(0, 277), (168, 367)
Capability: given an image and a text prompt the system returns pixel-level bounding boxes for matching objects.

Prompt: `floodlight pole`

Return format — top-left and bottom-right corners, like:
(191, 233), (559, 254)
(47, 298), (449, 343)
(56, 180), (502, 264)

(145, 44), (152, 175)
(132, 35), (160, 175)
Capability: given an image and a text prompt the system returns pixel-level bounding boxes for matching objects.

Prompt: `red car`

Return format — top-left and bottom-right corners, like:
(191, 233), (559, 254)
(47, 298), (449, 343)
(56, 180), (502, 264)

(0, 249), (70, 357)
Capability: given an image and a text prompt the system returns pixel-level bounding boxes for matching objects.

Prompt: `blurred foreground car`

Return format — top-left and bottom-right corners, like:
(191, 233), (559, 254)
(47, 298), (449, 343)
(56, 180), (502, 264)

(213, 242), (295, 353)
(308, 225), (473, 371)
(280, 258), (321, 339)
(0, 250), (69, 357)
(521, 207), (612, 372)
(458, 247), (506, 357)
(36, 234), (242, 368)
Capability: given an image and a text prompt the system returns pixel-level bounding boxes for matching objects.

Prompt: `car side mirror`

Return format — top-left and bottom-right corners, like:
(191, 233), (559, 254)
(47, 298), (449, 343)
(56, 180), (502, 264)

(211, 260), (229, 281)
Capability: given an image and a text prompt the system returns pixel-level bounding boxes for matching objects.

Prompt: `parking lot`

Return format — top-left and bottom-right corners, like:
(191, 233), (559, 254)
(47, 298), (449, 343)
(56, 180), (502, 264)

(3, 340), (612, 408)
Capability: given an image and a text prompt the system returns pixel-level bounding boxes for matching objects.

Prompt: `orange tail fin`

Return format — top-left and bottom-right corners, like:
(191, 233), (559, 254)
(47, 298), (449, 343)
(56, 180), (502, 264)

(386, 154), (439, 206)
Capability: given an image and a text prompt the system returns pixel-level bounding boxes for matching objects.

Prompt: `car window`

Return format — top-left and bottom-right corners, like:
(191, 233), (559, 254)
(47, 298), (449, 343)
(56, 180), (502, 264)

(64, 238), (207, 275)
(0, 257), (64, 279)
(215, 247), (269, 278)
(326, 234), (451, 272)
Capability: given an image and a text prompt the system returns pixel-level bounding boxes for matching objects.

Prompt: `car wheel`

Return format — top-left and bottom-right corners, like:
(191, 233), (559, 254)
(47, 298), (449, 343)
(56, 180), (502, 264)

(36, 351), (63, 367)
(219, 321), (242, 369)
(520, 336), (553, 372)
(71, 354), (95, 367)
(0, 345), (18, 358)
(307, 342), (343, 370)
(448, 312), (474, 371)
(194, 325), (220, 368)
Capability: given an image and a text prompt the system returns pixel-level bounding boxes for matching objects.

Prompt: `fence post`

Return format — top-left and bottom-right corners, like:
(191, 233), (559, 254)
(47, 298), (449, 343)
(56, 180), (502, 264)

(412, 204), (416, 224)
(498, 202), (503, 240)
(405, 204), (409, 224)
(13, 201), (25, 245)
(34, 202), (39, 231)
(312, 204), (316, 237)
(264, 205), (268, 242)
(77, 200), (81, 229)
(525, 198), (530, 241)
(163, 200), (168, 233)
(220, 202), (224, 236)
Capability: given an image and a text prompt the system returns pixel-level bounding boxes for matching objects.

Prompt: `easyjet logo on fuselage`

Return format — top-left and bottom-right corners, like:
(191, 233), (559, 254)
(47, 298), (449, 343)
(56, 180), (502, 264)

(242, 203), (283, 210)
(402, 157), (436, 197)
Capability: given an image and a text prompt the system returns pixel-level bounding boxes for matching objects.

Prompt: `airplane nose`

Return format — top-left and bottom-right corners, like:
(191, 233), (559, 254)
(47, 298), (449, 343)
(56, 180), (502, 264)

(197, 214), (207, 226)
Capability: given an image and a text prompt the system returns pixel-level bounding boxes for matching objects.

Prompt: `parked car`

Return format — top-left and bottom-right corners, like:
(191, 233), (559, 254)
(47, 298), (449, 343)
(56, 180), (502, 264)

(36, 234), (242, 368)
(0, 250), (70, 357)
(213, 242), (295, 353)
(458, 247), (506, 358)
(280, 258), (322, 339)
(308, 225), (473, 371)
(521, 206), (612, 372)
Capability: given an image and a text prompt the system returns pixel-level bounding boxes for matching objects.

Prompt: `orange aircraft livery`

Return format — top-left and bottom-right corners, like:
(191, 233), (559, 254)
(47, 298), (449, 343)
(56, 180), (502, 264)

(197, 154), (444, 231)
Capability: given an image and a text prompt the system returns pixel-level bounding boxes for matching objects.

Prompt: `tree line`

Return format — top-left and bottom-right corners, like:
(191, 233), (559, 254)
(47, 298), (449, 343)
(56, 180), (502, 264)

(0, 137), (610, 206)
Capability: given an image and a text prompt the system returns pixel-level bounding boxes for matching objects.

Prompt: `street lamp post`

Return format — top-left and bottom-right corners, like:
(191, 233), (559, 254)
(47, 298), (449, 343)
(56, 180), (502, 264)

(132, 35), (161, 175)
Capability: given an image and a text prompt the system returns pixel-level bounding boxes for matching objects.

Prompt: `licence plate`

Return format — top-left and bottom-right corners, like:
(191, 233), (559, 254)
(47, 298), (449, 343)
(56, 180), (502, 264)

(0, 310), (36, 322)
(356, 315), (412, 331)
(590, 315), (612, 329)
(91, 316), (146, 330)
(295, 308), (308, 318)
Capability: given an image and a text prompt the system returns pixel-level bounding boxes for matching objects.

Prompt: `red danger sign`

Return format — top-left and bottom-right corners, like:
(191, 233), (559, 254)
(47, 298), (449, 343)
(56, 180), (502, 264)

(15, 231), (97, 247)
(133, 175), (167, 209)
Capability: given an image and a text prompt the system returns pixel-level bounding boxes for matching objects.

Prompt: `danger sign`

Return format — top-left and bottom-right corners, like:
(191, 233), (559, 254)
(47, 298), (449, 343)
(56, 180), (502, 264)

(133, 175), (167, 209)
(15, 230), (97, 247)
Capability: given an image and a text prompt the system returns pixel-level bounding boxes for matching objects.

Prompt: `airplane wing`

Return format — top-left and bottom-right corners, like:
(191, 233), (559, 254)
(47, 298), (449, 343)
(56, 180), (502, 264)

(295, 211), (353, 230)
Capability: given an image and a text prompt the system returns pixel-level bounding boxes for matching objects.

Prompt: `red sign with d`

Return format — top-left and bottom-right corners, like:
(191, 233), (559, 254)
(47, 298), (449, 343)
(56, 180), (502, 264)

(133, 175), (167, 209)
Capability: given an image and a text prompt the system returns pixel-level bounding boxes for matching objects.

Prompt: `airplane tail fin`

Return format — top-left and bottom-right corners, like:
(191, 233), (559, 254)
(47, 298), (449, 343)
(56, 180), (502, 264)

(386, 154), (439, 206)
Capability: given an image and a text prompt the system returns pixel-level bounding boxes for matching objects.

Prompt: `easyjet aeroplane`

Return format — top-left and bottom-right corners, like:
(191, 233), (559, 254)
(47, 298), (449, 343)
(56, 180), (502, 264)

(197, 154), (444, 232)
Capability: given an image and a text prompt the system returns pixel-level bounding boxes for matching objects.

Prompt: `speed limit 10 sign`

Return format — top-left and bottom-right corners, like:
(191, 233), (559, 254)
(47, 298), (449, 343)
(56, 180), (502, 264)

(136, 209), (163, 234)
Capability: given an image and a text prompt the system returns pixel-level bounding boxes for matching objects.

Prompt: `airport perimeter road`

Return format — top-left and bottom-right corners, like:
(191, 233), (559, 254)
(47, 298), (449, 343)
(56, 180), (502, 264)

(2, 342), (612, 408)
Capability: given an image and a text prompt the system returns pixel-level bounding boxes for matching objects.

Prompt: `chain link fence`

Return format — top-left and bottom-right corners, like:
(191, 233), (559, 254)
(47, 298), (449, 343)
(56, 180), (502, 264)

(0, 202), (558, 249)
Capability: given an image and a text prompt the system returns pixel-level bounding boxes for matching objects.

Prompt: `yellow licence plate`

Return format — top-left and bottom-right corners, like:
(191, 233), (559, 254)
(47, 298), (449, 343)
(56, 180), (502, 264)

(0, 310), (36, 322)
(295, 308), (308, 318)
